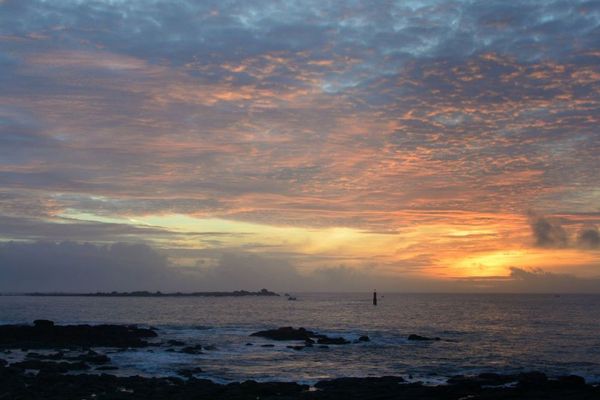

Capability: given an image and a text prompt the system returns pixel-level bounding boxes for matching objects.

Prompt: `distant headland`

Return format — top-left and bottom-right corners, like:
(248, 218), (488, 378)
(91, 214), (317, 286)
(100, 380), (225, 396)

(3, 289), (279, 297)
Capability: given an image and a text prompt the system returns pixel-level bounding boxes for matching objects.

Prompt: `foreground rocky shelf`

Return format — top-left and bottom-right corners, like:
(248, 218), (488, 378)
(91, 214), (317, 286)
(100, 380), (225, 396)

(1, 321), (598, 399)
(0, 366), (597, 400)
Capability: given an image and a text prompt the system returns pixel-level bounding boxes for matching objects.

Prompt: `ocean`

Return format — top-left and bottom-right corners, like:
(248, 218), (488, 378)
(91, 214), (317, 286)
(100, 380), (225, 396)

(1, 293), (599, 384)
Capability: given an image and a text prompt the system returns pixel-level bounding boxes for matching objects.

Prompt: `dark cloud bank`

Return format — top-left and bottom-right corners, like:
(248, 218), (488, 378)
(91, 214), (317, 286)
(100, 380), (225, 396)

(1, 241), (599, 293)
(529, 213), (600, 249)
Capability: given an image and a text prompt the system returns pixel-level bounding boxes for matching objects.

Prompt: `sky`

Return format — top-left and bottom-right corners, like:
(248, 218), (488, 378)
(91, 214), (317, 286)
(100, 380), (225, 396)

(0, 0), (599, 292)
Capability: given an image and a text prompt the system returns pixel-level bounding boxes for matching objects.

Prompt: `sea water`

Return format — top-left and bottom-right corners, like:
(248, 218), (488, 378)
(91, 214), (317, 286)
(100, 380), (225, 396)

(1, 293), (599, 384)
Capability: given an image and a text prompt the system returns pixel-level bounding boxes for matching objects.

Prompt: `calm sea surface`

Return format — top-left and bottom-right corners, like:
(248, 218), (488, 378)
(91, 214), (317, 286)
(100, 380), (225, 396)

(1, 293), (599, 384)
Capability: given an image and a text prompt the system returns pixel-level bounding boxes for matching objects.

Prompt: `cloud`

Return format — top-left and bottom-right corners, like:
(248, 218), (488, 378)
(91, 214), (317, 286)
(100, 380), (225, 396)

(0, 0), (599, 287)
(528, 213), (600, 250)
(453, 267), (600, 293)
(0, 241), (183, 292)
(577, 227), (600, 249)
(528, 213), (569, 248)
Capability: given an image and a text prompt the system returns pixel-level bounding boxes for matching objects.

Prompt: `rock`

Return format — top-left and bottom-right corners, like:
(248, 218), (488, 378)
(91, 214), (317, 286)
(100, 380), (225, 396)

(0, 321), (157, 349)
(407, 334), (441, 341)
(72, 350), (110, 364)
(177, 367), (203, 378)
(317, 337), (350, 345)
(96, 365), (118, 371)
(26, 352), (65, 360)
(181, 344), (203, 354)
(286, 345), (305, 351)
(251, 327), (314, 341)
(518, 371), (548, 386)
(358, 335), (370, 342)
(33, 320), (54, 328)
(245, 343), (253, 346)
(11, 360), (90, 373)
(261, 344), (275, 347)
(251, 326), (351, 345)
(558, 375), (586, 386)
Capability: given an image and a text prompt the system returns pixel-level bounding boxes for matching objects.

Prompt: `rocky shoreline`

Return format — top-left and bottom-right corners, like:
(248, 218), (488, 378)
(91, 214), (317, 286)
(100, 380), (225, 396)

(1, 321), (598, 399)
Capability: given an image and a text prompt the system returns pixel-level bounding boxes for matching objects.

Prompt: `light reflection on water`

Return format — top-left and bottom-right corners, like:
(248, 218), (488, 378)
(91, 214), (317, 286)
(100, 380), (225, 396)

(0, 293), (599, 383)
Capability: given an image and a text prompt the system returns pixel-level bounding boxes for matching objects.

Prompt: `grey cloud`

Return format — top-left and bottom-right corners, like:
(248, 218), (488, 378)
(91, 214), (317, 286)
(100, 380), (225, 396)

(505, 267), (600, 293)
(1, 242), (598, 293)
(529, 213), (569, 248)
(528, 213), (600, 250)
(577, 227), (600, 249)
(0, 241), (181, 292)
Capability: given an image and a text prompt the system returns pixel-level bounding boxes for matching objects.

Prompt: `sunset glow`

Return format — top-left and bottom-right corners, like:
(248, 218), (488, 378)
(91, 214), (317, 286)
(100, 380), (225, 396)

(1, 0), (599, 292)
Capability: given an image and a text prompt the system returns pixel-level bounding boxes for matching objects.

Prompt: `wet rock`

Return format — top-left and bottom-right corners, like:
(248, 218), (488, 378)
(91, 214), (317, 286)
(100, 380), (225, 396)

(0, 321), (157, 349)
(251, 327), (314, 341)
(261, 344), (275, 347)
(407, 334), (441, 341)
(26, 352), (65, 360)
(358, 335), (370, 342)
(287, 345), (305, 351)
(558, 375), (586, 386)
(518, 371), (548, 386)
(71, 350), (111, 364)
(317, 337), (350, 345)
(177, 367), (203, 378)
(245, 343), (253, 346)
(33, 320), (54, 328)
(12, 360), (90, 373)
(251, 326), (351, 345)
(181, 344), (203, 354)
(96, 365), (119, 371)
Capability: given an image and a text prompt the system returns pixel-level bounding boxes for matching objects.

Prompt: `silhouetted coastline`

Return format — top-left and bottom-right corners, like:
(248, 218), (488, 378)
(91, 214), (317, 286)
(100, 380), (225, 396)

(5, 288), (279, 297)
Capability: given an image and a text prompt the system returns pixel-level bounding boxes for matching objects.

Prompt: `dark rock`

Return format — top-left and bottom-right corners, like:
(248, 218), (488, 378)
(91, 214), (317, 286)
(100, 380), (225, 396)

(358, 335), (370, 342)
(407, 334), (441, 341)
(181, 344), (203, 354)
(167, 339), (185, 346)
(518, 371), (548, 386)
(245, 343), (253, 346)
(319, 345), (329, 349)
(261, 344), (275, 347)
(558, 375), (586, 386)
(317, 336), (350, 345)
(0, 321), (157, 349)
(177, 367), (204, 378)
(71, 350), (110, 364)
(26, 352), (65, 360)
(251, 326), (314, 341)
(12, 360), (90, 373)
(96, 365), (118, 371)
(33, 320), (54, 328)
(251, 326), (351, 345)
(286, 345), (305, 351)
